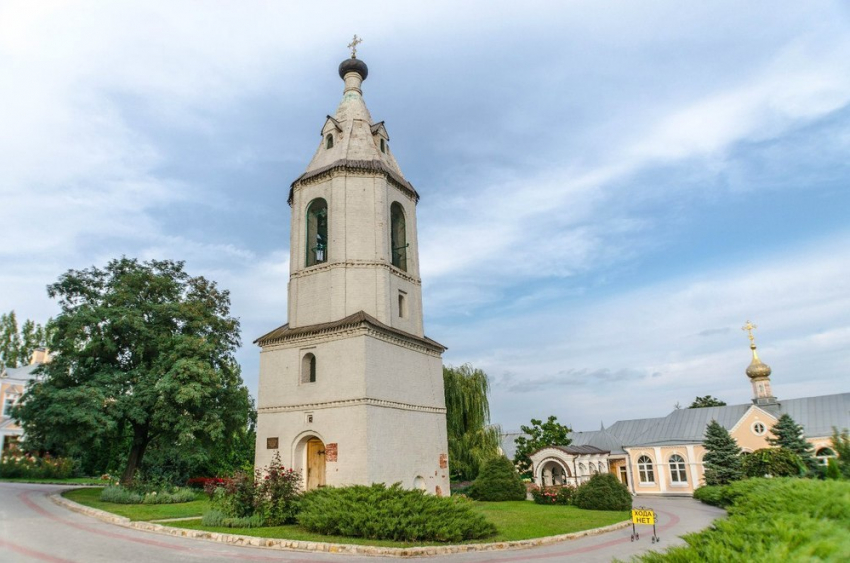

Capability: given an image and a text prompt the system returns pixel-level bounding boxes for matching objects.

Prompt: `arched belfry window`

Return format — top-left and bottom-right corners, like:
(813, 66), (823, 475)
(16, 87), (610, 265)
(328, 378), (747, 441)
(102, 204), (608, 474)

(325, 134), (334, 149)
(306, 199), (328, 267)
(390, 202), (407, 271)
(301, 353), (316, 384)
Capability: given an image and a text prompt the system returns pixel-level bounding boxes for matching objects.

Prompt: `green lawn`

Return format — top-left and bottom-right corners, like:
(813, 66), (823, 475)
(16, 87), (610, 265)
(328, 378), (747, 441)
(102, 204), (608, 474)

(168, 502), (627, 547)
(64, 488), (628, 546)
(63, 488), (210, 521)
(1, 477), (105, 485)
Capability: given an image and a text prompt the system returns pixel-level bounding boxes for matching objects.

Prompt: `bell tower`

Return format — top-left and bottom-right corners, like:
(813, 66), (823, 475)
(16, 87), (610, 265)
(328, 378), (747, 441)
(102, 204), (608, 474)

(255, 43), (450, 495)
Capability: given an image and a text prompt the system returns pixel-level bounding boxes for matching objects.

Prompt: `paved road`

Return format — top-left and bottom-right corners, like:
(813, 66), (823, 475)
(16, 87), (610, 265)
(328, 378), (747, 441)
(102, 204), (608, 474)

(0, 483), (724, 562)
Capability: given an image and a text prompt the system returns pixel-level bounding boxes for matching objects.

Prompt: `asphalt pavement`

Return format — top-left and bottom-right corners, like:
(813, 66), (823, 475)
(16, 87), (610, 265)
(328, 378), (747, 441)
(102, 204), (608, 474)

(0, 482), (725, 563)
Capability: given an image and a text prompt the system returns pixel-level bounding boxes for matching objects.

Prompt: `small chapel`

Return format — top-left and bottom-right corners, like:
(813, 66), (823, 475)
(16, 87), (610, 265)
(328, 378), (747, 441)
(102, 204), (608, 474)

(254, 41), (450, 495)
(512, 322), (849, 496)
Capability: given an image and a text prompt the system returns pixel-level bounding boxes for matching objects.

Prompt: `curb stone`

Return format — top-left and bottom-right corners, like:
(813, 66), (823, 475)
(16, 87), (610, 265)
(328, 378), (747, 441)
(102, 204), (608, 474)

(50, 492), (631, 558)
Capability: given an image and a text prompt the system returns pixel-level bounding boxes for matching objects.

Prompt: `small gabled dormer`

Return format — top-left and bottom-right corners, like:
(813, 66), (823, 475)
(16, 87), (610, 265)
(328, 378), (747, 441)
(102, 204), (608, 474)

(371, 121), (389, 155)
(321, 115), (343, 151)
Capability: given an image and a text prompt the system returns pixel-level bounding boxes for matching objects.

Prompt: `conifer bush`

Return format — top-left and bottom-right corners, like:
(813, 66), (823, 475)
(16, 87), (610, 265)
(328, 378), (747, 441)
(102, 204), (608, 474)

(640, 478), (850, 561)
(703, 420), (743, 485)
(297, 483), (497, 542)
(573, 473), (632, 511)
(468, 456), (526, 501)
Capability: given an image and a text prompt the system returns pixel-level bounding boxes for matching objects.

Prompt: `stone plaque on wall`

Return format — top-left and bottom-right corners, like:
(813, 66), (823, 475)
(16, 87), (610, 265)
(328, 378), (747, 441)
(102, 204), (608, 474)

(266, 437), (279, 449)
(439, 453), (448, 469)
(325, 443), (338, 462)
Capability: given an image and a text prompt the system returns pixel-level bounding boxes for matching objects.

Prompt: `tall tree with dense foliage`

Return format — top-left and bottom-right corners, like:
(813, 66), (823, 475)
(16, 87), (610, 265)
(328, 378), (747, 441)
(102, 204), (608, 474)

(443, 364), (501, 481)
(830, 427), (850, 479)
(15, 258), (252, 484)
(0, 311), (50, 368)
(513, 415), (572, 477)
(688, 395), (727, 408)
(702, 420), (743, 485)
(767, 414), (816, 469)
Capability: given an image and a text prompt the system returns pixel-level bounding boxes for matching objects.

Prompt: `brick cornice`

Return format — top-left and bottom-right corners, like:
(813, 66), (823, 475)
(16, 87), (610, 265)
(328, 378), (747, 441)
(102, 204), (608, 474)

(258, 397), (446, 415)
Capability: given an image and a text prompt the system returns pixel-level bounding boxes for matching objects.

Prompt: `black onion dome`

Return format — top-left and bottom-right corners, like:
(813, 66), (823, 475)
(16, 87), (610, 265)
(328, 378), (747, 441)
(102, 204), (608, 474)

(339, 57), (368, 80)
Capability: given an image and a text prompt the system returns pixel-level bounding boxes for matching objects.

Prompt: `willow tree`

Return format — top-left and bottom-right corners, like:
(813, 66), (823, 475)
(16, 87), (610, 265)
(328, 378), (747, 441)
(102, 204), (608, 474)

(443, 364), (502, 481)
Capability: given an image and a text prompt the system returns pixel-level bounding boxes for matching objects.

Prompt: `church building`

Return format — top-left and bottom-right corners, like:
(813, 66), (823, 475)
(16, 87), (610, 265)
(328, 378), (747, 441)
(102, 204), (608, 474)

(515, 323), (848, 495)
(254, 43), (450, 495)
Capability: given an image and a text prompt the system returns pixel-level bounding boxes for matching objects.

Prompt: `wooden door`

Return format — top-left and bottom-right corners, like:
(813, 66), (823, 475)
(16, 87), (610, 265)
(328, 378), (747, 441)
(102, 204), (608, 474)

(306, 439), (326, 490)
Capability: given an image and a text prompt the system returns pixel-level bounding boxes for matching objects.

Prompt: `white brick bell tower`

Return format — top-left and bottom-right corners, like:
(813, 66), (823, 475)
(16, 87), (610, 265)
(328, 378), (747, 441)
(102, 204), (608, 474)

(254, 44), (450, 495)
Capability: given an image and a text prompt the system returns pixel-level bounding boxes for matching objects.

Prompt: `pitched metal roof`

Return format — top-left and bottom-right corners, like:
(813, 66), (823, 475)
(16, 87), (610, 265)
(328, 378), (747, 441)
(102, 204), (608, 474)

(1, 364), (41, 384)
(569, 428), (627, 454)
(621, 404), (751, 447)
(499, 431), (526, 461)
(775, 393), (850, 438)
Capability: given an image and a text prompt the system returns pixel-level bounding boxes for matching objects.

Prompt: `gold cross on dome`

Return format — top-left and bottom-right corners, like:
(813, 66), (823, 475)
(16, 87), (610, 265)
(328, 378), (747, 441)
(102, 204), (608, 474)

(742, 320), (758, 345)
(348, 35), (363, 58)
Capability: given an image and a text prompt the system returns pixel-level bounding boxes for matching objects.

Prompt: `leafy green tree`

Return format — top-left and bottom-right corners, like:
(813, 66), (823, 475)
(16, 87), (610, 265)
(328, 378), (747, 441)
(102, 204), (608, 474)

(443, 364), (501, 481)
(513, 415), (572, 477)
(15, 258), (252, 484)
(830, 427), (850, 479)
(0, 311), (51, 368)
(468, 456), (526, 501)
(688, 395), (727, 408)
(0, 311), (22, 367)
(703, 420), (743, 485)
(767, 414), (816, 469)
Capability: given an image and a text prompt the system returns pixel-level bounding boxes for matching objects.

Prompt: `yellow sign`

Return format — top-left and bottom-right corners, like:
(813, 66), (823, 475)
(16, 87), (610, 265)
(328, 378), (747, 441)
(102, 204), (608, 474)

(631, 508), (655, 525)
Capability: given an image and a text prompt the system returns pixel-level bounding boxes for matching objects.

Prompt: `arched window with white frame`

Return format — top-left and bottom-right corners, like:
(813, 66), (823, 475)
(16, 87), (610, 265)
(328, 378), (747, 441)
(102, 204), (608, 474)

(669, 454), (687, 483)
(816, 447), (836, 466)
(637, 455), (655, 484)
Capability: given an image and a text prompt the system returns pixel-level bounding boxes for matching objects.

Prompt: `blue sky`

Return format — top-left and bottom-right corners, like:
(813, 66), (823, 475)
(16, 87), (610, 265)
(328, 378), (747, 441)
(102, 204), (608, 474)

(2, 1), (848, 432)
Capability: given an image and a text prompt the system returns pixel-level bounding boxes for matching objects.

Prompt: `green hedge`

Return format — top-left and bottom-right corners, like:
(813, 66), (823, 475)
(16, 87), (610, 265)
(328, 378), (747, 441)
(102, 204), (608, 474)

(638, 478), (850, 561)
(297, 483), (497, 542)
(100, 485), (196, 504)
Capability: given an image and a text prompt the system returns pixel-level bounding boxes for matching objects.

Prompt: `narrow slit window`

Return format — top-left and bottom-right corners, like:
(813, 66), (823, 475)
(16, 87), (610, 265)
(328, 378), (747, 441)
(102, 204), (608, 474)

(380, 138), (386, 153)
(390, 202), (407, 271)
(326, 134), (334, 149)
(398, 293), (405, 318)
(306, 199), (328, 266)
(301, 353), (316, 384)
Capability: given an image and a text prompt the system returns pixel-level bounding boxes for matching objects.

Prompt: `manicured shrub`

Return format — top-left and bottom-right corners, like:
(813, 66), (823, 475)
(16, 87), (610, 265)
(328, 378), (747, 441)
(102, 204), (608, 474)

(101, 485), (143, 504)
(297, 483), (497, 542)
(468, 456), (526, 501)
(742, 448), (805, 478)
(100, 485), (196, 504)
(641, 478), (850, 561)
(531, 485), (575, 505)
(201, 509), (265, 528)
(574, 473), (632, 511)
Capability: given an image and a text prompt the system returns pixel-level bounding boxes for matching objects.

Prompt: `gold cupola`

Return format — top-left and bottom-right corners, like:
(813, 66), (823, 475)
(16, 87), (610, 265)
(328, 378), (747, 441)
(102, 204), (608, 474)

(742, 320), (777, 406)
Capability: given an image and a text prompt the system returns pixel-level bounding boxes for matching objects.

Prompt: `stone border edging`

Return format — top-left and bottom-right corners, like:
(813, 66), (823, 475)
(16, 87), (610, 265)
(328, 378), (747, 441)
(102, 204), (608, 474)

(50, 492), (631, 558)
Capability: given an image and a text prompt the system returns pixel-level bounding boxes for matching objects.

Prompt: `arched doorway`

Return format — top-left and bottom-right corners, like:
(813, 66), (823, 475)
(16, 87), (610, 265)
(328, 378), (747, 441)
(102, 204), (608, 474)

(538, 459), (571, 486)
(305, 437), (326, 490)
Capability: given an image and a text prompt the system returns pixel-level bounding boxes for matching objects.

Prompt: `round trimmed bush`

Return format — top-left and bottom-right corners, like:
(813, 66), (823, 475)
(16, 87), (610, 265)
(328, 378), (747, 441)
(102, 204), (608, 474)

(742, 448), (805, 478)
(574, 473), (632, 511)
(468, 456), (526, 501)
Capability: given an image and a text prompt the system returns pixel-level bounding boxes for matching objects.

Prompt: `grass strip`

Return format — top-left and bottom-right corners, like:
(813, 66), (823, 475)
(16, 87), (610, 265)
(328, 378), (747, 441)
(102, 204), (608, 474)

(63, 488), (210, 521)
